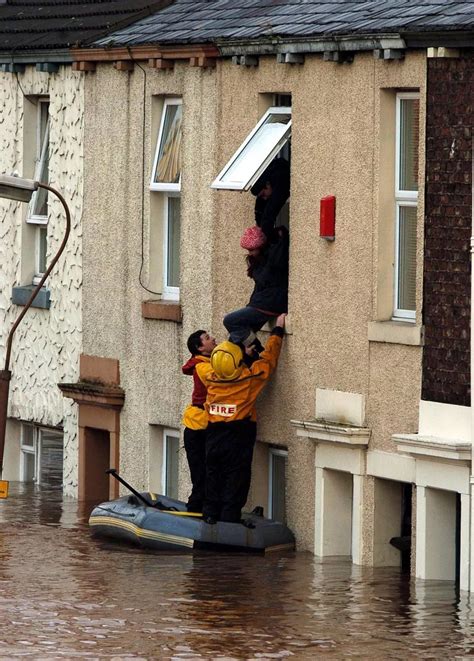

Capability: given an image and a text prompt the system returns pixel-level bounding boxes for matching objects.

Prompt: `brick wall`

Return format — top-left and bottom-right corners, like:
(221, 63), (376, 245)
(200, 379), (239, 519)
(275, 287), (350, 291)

(422, 54), (473, 406)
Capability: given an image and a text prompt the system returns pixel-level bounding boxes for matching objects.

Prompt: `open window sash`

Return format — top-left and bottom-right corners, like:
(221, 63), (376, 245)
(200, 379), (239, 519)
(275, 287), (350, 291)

(212, 107), (291, 191)
(150, 98), (182, 192)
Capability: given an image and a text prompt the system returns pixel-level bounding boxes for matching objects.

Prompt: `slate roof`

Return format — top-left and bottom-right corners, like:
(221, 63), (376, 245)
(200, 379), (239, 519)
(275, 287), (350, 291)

(94, 0), (474, 47)
(0, 0), (172, 52)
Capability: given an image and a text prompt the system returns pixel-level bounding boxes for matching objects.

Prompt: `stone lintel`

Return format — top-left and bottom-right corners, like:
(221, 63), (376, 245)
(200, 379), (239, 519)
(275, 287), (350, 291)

(59, 381), (125, 410)
(394, 433), (471, 462)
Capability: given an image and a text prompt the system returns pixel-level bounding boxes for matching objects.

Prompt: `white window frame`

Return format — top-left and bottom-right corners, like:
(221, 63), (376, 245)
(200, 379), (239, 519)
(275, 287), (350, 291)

(212, 106), (292, 191)
(162, 193), (180, 300)
(20, 423), (63, 484)
(150, 97), (182, 193)
(26, 99), (50, 283)
(149, 98), (182, 299)
(393, 92), (419, 322)
(162, 428), (180, 498)
(27, 99), (50, 224)
(268, 448), (288, 520)
(20, 423), (38, 483)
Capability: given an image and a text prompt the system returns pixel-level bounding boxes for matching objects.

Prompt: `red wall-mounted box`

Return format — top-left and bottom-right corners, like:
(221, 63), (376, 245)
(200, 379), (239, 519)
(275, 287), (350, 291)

(320, 195), (336, 240)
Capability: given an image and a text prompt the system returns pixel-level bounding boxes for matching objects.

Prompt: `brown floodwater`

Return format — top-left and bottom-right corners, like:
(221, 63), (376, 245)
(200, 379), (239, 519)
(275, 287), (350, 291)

(0, 483), (472, 659)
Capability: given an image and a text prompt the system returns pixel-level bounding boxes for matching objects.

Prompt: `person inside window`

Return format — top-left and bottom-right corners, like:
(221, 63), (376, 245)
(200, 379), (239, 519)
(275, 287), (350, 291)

(223, 158), (290, 350)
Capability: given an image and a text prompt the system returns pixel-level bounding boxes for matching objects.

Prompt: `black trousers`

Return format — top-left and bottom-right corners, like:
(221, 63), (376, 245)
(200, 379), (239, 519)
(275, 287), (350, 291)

(183, 427), (207, 512)
(203, 419), (257, 523)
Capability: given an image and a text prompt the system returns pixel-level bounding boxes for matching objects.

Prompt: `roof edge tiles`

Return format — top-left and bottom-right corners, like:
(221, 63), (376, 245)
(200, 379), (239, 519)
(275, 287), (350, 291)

(216, 34), (407, 57)
(0, 49), (72, 64)
(71, 43), (219, 63)
(87, 0), (474, 53)
(0, 0), (174, 56)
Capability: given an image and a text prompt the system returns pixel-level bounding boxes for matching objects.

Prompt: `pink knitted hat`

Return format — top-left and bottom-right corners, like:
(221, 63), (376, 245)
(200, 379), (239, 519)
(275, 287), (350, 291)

(240, 226), (266, 250)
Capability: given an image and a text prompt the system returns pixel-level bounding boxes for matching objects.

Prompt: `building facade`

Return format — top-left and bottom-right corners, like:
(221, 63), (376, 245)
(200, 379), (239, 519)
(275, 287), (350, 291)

(72, 10), (429, 568)
(1, 0), (473, 591)
(0, 0), (175, 493)
(0, 64), (83, 492)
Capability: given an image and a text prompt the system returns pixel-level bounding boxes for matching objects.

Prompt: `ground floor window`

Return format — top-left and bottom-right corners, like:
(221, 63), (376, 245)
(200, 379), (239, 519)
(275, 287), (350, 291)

(163, 428), (180, 500)
(20, 424), (63, 487)
(268, 447), (288, 522)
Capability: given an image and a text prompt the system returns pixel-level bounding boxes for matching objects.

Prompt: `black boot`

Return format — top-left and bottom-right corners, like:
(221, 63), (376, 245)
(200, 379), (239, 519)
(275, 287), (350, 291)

(252, 338), (264, 354)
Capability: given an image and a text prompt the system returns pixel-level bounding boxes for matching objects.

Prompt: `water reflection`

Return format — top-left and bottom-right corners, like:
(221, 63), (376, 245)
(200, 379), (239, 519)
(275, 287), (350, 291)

(0, 483), (472, 658)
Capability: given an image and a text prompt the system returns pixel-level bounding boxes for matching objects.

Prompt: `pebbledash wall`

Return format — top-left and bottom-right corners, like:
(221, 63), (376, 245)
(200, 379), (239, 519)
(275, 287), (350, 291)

(211, 52), (426, 553)
(82, 49), (426, 556)
(82, 61), (218, 494)
(0, 67), (83, 493)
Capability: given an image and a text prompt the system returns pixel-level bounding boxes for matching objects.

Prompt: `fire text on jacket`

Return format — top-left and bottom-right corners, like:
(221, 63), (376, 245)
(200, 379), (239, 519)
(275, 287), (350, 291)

(209, 403), (237, 417)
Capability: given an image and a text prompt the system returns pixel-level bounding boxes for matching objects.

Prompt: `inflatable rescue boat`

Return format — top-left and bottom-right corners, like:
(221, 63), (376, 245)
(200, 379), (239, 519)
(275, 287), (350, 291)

(89, 483), (295, 553)
(89, 493), (295, 553)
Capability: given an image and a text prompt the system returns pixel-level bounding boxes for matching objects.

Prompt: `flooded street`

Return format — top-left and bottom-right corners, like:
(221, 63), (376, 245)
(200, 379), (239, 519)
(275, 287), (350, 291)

(0, 484), (473, 659)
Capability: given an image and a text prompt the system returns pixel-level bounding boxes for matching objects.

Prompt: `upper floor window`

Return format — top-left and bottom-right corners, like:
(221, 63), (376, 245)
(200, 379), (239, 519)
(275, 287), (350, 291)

(212, 106), (291, 191)
(149, 98), (182, 299)
(151, 98), (182, 192)
(393, 93), (419, 321)
(26, 99), (50, 282)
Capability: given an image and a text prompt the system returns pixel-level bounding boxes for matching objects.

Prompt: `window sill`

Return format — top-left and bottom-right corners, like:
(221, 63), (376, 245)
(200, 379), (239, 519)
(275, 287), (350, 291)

(368, 320), (423, 346)
(11, 285), (50, 310)
(260, 314), (293, 335)
(142, 299), (182, 322)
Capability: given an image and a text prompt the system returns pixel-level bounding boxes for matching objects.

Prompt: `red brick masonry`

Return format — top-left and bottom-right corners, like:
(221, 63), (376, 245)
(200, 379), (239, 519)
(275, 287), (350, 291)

(422, 54), (473, 406)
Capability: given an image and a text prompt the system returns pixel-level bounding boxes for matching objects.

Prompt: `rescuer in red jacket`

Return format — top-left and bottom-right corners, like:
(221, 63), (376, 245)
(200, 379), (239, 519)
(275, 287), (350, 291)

(181, 329), (216, 512)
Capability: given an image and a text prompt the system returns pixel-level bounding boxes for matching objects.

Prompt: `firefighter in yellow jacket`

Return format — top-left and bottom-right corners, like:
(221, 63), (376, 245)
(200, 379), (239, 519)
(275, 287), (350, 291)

(196, 314), (285, 524)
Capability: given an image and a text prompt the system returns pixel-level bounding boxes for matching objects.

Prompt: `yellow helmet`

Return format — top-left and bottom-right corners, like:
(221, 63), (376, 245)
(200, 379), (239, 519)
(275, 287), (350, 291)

(211, 341), (244, 380)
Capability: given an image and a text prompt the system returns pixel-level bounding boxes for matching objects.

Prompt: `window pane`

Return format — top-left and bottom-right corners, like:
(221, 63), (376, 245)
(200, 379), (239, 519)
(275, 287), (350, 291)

(39, 101), (49, 145)
(22, 425), (34, 448)
(274, 94), (292, 107)
(39, 431), (63, 488)
(22, 451), (35, 482)
(165, 434), (180, 500)
(220, 113), (291, 187)
(399, 98), (419, 192)
(154, 104), (182, 185)
(167, 197), (180, 288)
(29, 102), (50, 219)
(34, 144), (49, 216)
(271, 452), (287, 523)
(38, 226), (47, 274)
(397, 205), (417, 311)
